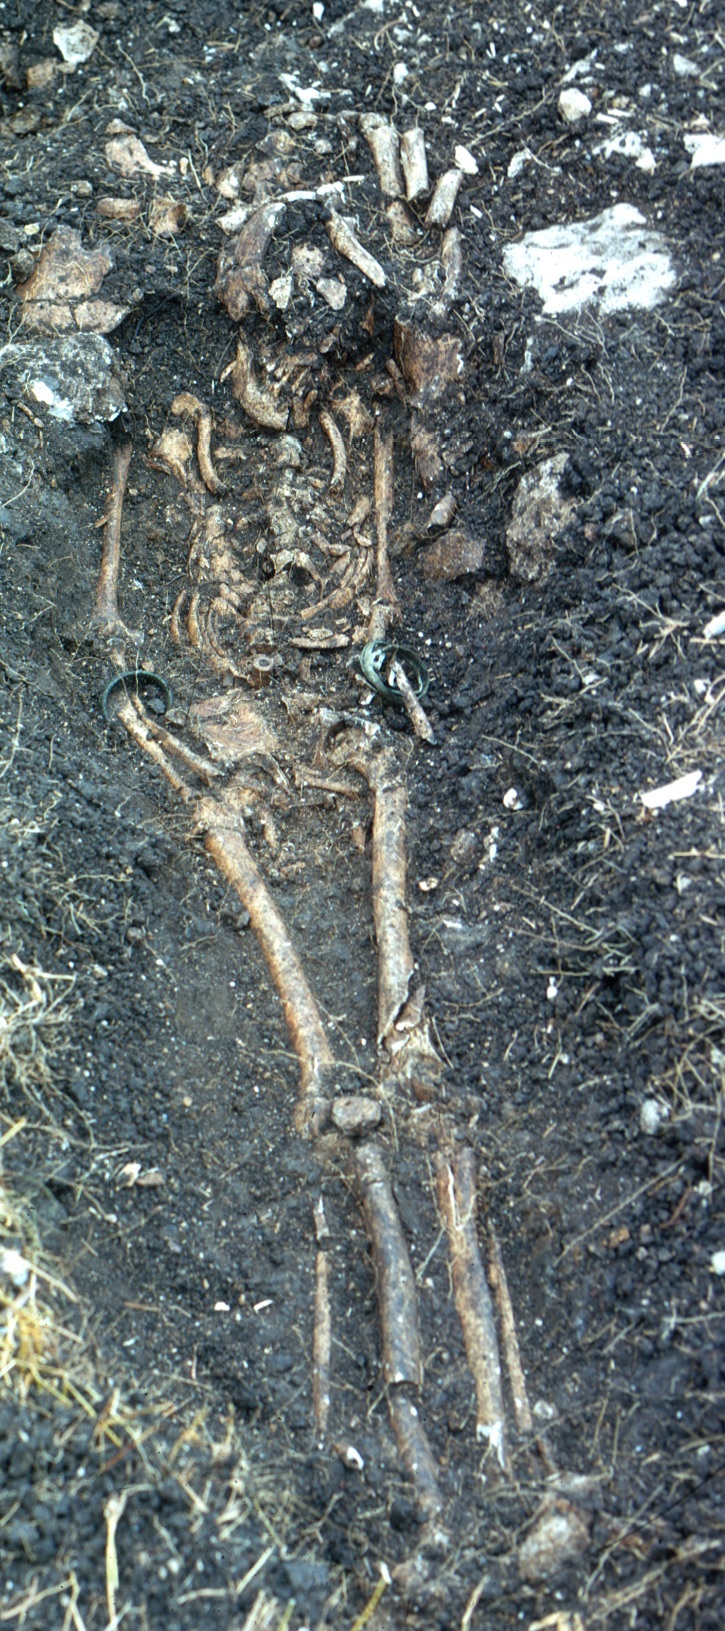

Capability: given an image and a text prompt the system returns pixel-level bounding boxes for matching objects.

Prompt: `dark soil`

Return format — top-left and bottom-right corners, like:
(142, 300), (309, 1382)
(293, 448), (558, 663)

(0, 2), (723, 1628)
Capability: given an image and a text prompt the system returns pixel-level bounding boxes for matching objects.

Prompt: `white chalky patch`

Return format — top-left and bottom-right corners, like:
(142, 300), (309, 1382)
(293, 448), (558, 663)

(502, 203), (675, 315)
(684, 132), (725, 168)
(598, 129), (656, 174)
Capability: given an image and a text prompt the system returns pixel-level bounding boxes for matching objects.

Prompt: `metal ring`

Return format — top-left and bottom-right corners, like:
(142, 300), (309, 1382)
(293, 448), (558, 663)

(359, 640), (429, 706)
(101, 670), (172, 724)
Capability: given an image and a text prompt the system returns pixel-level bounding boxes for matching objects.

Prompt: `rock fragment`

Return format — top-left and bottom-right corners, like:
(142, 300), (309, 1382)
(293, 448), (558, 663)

(53, 22), (98, 66)
(558, 87), (592, 123)
(505, 454), (575, 583)
(0, 334), (125, 423)
(419, 529), (483, 582)
(518, 1499), (590, 1582)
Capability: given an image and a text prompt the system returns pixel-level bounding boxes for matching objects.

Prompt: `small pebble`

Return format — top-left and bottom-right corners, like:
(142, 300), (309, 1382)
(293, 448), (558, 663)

(558, 88), (592, 123)
(640, 1098), (669, 1136)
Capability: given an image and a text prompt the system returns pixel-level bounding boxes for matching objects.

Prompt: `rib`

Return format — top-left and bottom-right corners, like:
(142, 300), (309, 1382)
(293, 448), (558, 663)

(170, 393), (224, 496)
(435, 1149), (507, 1466)
(224, 338), (289, 431)
(319, 409), (347, 492)
(92, 440), (132, 635)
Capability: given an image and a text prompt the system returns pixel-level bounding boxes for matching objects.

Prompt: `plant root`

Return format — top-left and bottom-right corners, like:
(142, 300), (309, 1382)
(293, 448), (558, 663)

(435, 1148), (507, 1467)
(488, 1226), (533, 1435)
(355, 1140), (422, 1387)
(92, 440), (133, 637)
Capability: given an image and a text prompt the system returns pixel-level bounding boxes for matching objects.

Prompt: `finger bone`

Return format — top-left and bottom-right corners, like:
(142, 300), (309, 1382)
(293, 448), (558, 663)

(425, 169), (464, 229)
(400, 128), (429, 203)
(326, 209), (386, 288)
(359, 113), (404, 198)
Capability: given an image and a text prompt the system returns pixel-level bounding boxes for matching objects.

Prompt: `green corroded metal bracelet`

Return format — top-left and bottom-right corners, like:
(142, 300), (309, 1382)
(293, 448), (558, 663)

(359, 640), (429, 706)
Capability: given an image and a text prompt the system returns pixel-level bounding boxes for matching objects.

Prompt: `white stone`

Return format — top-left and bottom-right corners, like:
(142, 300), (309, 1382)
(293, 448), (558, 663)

(640, 770), (702, 811)
(558, 88), (592, 124)
(673, 52), (699, 77)
(684, 132), (725, 169)
(455, 144), (479, 175)
(393, 62), (408, 85)
(508, 148), (532, 180)
(0, 1248), (31, 1287)
(710, 1251), (725, 1276)
(640, 1098), (669, 1136)
(312, 2), (325, 18)
(502, 203), (675, 316)
(503, 788), (522, 810)
(703, 609), (725, 639)
(53, 22), (98, 65)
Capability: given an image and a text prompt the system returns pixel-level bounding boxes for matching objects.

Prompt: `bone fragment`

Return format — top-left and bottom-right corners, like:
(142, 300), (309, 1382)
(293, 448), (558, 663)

(347, 747), (415, 1051)
(433, 226), (463, 315)
(356, 1140), (421, 1387)
(331, 1095), (382, 1135)
(225, 338), (288, 431)
(435, 1149), (507, 1466)
(488, 1227), (533, 1435)
(373, 422), (398, 613)
(115, 699), (194, 802)
(400, 128), (430, 202)
(313, 1248), (331, 1435)
(148, 425), (194, 486)
(326, 209), (386, 288)
(170, 589), (186, 646)
(359, 114), (404, 197)
(214, 200), (286, 320)
(203, 813), (333, 1135)
(425, 168), (464, 228)
(427, 492), (457, 532)
(319, 409), (347, 492)
(389, 1392), (443, 1517)
(139, 713), (219, 784)
(92, 440), (132, 636)
(390, 659), (437, 745)
(170, 393), (224, 495)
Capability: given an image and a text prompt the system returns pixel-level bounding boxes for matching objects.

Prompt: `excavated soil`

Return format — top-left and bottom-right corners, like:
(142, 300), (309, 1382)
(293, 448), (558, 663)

(0, 2), (723, 1628)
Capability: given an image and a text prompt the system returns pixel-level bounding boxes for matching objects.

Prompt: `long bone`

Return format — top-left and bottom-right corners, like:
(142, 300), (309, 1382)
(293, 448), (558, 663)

(435, 1149), (507, 1468)
(92, 439), (133, 639)
(356, 1140), (443, 1518)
